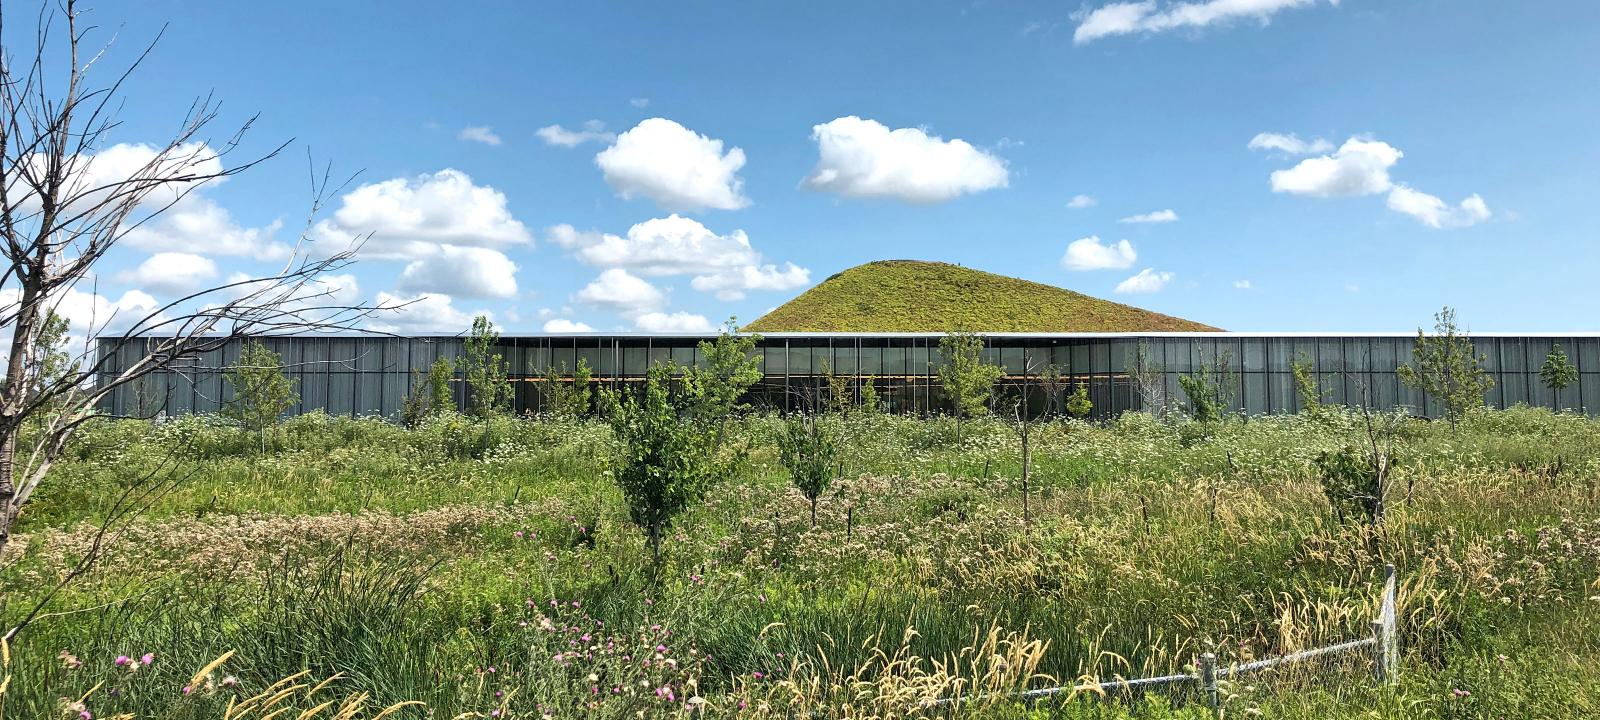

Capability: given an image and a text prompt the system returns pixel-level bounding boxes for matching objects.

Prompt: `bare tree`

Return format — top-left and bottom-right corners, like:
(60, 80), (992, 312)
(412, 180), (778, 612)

(0, 2), (373, 567)
(1126, 340), (1168, 420)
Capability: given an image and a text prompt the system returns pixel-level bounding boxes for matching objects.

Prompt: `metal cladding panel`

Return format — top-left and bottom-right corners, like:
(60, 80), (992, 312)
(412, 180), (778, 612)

(1242, 338), (1266, 372)
(1242, 374), (1267, 415)
(355, 372), (385, 416)
(1500, 371), (1528, 409)
(326, 373), (355, 416)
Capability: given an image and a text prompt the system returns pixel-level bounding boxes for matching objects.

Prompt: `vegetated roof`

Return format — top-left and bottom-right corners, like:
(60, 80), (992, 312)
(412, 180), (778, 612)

(743, 260), (1220, 333)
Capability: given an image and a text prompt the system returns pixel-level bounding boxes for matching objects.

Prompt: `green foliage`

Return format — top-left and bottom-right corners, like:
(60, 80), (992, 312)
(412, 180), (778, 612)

(1399, 307), (1494, 432)
(938, 331), (1004, 423)
(462, 315), (512, 418)
(1313, 445), (1381, 524)
(857, 377), (880, 414)
(22, 311), (77, 413)
(543, 358), (593, 419)
(221, 341), (297, 450)
(742, 260), (1219, 333)
(1540, 343), (1578, 394)
(777, 413), (840, 526)
(683, 319), (763, 430)
(1038, 364), (1068, 416)
(599, 363), (724, 564)
(1179, 348), (1237, 427)
(400, 357), (456, 428)
(1064, 384), (1093, 418)
(1126, 341), (1169, 419)
(1291, 352), (1324, 414)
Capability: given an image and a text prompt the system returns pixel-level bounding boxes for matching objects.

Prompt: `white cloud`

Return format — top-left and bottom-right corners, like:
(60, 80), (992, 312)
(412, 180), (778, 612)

(594, 118), (749, 211)
(118, 252), (218, 296)
(1119, 208), (1179, 224)
(397, 245), (519, 299)
(1114, 268), (1174, 294)
(634, 311), (714, 333)
(1, 286), (162, 350)
(630, 98), (651, 108)
(1248, 132), (1332, 155)
(548, 214), (808, 299)
(690, 263), (810, 301)
(1269, 138), (1402, 197)
(311, 168), (532, 260)
(458, 126), (503, 146)
(536, 120), (616, 148)
(1061, 236), (1137, 271)
(13, 141), (224, 215)
(543, 318), (595, 333)
(1386, 186), (1492, 229)
(124, 196), (291, 261)
(1074, 0), (1336, 44)
(1067, 194), (1098, 209)
(367, 292), (482, 334)
(802, 116), (1008, 203)
(574, 268), (666, 316)
(1233, 279), (1253, 289)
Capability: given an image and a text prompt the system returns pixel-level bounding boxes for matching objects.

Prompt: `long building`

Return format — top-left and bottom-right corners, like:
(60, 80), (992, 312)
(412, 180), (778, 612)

(96, 332), (1600, 420)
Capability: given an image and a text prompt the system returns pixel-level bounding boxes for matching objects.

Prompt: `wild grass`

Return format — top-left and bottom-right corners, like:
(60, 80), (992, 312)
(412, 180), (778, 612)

(2, 405), (1598, 717)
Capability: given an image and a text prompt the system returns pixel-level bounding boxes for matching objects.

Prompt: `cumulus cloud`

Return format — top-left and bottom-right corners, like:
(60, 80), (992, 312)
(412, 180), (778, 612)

(458, 126), (503, 146)
(574, 268), (666, 316)
(1268, 138), (1402, 197)
(1061, 236), (1137, 271)
(543, 318), (595, 333)
(311, 168), (532, 260)
(801, 116), (1008, 203)
(548, 215), (808, 299)
(1260, 134), (1491, 228)
(536, 120), (616, 148)
(1115, 268), (1174, 294)
(124, 196), (291, 261)
(1074, 0), (1336, 44)
(1386, 186), (1491, 229)
(594, 118), (749, 211)
(396, 245), (519, 299)
(635, 311), (714, 333)
(13, 142), (223, 215)
(1119, 208), (1179, 224)
(1067, 194), (1098, 209)
(367, 292), (482, 334)
(1233, 279), (1253, 289)
(1248, 132), (1332, 155)
(1, 286), (162, 349)
(690, 263), (810, 301)
(118, 252), (218, 296)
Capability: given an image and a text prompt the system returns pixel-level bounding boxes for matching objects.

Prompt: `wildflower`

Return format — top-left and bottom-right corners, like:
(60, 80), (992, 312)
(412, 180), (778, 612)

(58, 650), (82, 670)
(220, 676), (239, 689)
(114, 655), (131, 667)
(752, 671), (764, 680)
(141, 653), (155, 666)
(1452, 688), (1471, 698)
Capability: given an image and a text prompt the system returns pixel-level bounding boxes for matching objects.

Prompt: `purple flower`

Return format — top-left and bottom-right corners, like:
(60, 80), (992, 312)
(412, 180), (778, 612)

(114, 655), (131, 667)
(140, 653), (155, 666)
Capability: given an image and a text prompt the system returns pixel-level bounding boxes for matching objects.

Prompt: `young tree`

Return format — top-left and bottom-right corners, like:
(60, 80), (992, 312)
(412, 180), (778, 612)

(858, 377), (880, 414)
(1126, 341), (1169, 420)
(683, 319), (762, 444)
(600, 363), (722, 565)
(1064, 384), (1093, 418)
(222, 341), (298, 452)
(462, 315), (512, 418)
(1179, 347), (1238, 431)
(938, 331), (1003, 442)
(1038, 363), (1068, 417)
(543, 358), (593, 419)
(1540, 343), (1578, 407)
(0, 2), (370, 568)
(777, 410), (840, 528)
(1398, 307), (1494, 434)
(400, 356), (456, 428)
(1290, 352), (1324, 415)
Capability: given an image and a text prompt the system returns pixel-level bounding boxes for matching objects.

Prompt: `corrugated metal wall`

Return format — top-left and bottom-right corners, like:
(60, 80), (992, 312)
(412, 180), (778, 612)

(95, 334), (1600, 420)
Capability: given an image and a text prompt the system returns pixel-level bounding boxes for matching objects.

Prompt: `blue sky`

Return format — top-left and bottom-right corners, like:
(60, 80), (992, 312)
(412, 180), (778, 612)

(42, 0), (1600, 334)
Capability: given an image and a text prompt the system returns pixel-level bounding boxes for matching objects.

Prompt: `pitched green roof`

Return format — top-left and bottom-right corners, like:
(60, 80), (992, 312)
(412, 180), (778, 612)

(744, 260), (1219, 333)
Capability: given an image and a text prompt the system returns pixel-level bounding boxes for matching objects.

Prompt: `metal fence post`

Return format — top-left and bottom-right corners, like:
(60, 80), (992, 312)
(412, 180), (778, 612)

(1199, 652), (1219, 713)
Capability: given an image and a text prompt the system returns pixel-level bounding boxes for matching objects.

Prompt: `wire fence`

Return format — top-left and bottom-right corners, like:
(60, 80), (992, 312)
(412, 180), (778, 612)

(939, 564), (1399, 712)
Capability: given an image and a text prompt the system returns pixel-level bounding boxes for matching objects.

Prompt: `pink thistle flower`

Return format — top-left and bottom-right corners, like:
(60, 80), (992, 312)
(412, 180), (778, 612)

(140, 653), (155, 666)
(114, 655), (131, 667)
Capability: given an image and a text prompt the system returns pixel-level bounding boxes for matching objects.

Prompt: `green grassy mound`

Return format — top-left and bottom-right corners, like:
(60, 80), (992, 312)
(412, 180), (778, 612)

(744, 260), (1219, 333)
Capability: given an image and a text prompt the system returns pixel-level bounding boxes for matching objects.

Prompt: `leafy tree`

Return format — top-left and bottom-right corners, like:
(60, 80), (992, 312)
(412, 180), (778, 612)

(462, 315), (512, 418)
(222, 341), (298, 452)
(22, 312), (77, 417)
(600, 363), (722, 565)
(1398, 307), (1493, 434)
(777, 411), (840, 528)
(1179, 347), (1238, 431)
(683, 319), (762, 443)
(544, 358), (593, 419)
(1064, 384), (1093, 418)
(400, 357), (456, 428)
(938, 331), (1003, 442)
(858, 377), (880, 414)
(1291, 352), (1324, 415)
(819, 358), (853, 415)
(1540, 343), (1578, 404)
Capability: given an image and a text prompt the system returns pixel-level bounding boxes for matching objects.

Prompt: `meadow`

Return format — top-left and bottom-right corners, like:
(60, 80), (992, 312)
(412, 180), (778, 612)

(2, 405), (1598, 719)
